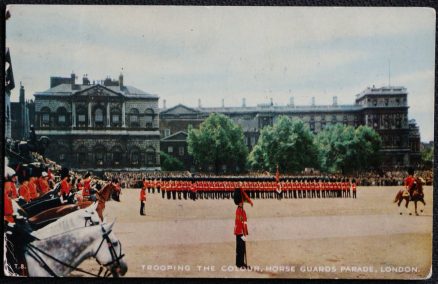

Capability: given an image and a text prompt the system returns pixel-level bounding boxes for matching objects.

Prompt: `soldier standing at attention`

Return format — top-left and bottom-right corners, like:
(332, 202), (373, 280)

(140, 182), (146, 216)
(351, 178), (357, 199)
(234, 187), (253, 269)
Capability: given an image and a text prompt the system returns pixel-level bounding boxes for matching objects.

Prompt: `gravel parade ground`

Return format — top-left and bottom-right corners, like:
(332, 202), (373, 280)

(76, 186), (433, 279)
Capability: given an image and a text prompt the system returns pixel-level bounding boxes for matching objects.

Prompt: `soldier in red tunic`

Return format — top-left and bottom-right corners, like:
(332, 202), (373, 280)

(140, 178), (147, 215)
(233, 187), (253, 269)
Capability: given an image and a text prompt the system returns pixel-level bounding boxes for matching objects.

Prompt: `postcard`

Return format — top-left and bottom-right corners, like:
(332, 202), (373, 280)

(3, 5), (434, 279)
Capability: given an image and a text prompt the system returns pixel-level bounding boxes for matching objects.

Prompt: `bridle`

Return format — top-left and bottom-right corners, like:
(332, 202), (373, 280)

(25, 224), (125, 277)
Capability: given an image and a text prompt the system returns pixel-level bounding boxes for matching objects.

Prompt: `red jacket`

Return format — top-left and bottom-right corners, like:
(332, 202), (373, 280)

(234, 206), (248, 236)
(60, 179), (71, 196)
(29, 179), (39, 200)
(4, 181), (18, 199)
(19, 183), (31, 202)
(140, 188), (146, 201)
(38, 177), (50, 194)
(405, 176), (415, 189)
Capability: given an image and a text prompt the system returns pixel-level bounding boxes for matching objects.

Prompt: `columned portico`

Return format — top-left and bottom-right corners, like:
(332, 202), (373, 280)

(122, 102), (126, 127)
(72, 102), (76, 127)
(88, 101), (92, 127)
(106, 102), (110, 127)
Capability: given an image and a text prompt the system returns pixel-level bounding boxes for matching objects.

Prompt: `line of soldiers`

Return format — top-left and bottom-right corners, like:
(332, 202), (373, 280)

(141, 178), (357, 200)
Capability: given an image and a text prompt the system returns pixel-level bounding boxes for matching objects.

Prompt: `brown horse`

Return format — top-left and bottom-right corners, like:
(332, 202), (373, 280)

(393, 177), (426, 216)
(25, 201), (93, 230)
(95, 183), (116, 221)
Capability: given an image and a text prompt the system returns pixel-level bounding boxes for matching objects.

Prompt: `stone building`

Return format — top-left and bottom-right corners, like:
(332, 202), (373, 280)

(10, 83), (35, 140)
(160, 86), (420, 169)
(33, 73), (160, 171)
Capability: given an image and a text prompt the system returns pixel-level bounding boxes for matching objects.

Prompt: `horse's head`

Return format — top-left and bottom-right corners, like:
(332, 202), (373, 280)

(81, 202), (101, 226)
(94, 221), (127, 277)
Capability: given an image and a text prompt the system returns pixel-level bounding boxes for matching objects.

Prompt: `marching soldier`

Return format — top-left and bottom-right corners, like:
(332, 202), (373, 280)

(233, 187), (253, 269)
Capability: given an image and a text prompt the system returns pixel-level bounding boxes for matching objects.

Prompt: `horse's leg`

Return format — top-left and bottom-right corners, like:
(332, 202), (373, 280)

(405, 198), (412, 215)
(414, 201), (418, 216)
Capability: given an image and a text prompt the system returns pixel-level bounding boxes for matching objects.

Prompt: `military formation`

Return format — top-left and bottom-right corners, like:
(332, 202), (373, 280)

(140, 177), (358, 201)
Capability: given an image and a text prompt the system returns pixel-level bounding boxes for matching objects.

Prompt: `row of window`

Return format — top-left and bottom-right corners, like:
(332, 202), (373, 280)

(57, 147), (157, 167)
(39, 106), (155, 128)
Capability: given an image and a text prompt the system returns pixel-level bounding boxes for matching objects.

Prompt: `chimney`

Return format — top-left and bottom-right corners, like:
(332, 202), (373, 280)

(333, 96), (338, 106)
(289, 96), (294, 107)
(222, 99), (225, 108)
(71, 72), (76, 85)
(82, 74), (90, 85)
(119, 73), (124, 88)
(198, 99), (202, 108)
(242, 98), (246, 107)
(311, 97), (315, 106)
(163, 99), (167, 109)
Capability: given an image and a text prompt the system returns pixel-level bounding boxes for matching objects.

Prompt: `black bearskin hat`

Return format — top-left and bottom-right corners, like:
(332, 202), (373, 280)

(60, 167), (70, 180)
(234, 188), (243, 205)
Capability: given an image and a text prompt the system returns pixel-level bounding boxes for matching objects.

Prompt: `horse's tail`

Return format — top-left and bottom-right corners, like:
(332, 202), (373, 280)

(393, 190), (401, 203)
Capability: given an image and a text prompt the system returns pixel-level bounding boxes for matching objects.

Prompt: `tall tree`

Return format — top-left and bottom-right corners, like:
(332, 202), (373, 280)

(248, 116), (319, 173)
(187, 113), (248, 173)
(316, 124), (381, 174)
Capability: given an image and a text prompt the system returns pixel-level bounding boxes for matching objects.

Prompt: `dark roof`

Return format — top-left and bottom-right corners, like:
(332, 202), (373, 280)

(161, 103), (362, 116)
(161, 131), (188, 142)
(34, 83), (158, 99)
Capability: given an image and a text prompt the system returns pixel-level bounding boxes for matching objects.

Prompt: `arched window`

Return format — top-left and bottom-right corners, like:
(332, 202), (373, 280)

(145, 108), (154, 128)
(146, 146), (156, 166)
(129, 108), (140, 127)
(76, 106), (87, 127)
(56, 107), (68, 126)
(111, 146), (123, 166)
(130, 146), (141, 166)
(40, 107), (51, 127)
(77, 145), (88, 167)
(111, 107), (121, 127)
(94, 145), (106, 167)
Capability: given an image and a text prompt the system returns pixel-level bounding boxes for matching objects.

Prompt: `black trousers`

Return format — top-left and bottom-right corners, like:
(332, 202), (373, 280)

(140, 201), (145, 215)
(236, 235), (246, 267)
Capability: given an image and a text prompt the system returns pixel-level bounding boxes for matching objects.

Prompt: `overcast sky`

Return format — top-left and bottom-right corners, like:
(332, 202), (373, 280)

(6, 5), (435, 142)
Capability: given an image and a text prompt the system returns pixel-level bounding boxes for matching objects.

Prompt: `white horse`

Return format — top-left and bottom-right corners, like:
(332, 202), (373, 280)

(32, 202), (100, 239)
(25, 222), (127, 277)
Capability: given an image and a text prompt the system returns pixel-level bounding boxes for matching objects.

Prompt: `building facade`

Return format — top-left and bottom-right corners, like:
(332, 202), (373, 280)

(34, 73), (160, 171)
(160, 86), (421, 169)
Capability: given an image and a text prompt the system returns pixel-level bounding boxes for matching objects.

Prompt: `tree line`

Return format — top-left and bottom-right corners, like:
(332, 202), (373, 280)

(162, 113), (383, 174)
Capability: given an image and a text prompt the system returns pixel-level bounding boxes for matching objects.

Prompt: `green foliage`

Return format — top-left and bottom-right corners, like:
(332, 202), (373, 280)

(248, 116), (319, 173)
(160, 151), (185, 171)
(421, 146), (433, 167)
(316, 124), (381, 174)
(187, 113), (248, 173)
